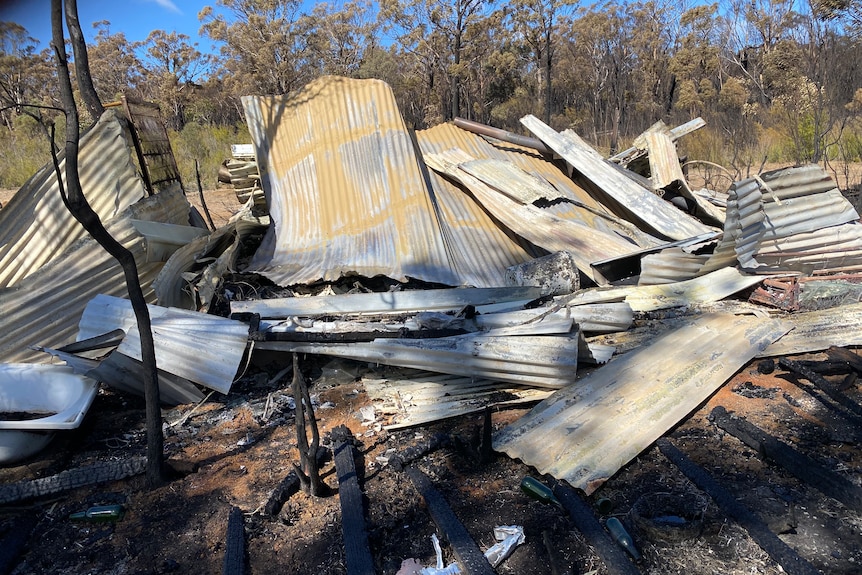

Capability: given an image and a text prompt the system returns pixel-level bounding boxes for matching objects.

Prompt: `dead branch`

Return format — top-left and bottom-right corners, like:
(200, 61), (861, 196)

(291, 353), (325, 496)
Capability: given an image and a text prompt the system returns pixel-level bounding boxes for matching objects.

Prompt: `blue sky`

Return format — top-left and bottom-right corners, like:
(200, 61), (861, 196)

(0, 0), (223, 52)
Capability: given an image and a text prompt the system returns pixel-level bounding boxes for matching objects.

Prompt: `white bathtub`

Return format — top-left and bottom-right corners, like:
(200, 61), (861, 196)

(0, 364), (100, 464)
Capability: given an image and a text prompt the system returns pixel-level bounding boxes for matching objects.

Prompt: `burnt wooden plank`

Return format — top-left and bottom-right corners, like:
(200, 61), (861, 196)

(711, 406), (862, 512)
(405, 466), (496, 575)
(657, 438), (821, 575)
(825, 346), (862, 375)
(779, 357), (862, 421)
(332, 425), (375, 575)
(222, 506), (246, 575)
(551, 481), (641, 575)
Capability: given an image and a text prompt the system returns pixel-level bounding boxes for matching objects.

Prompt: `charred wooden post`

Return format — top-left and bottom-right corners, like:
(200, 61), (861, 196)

(332, 425), (375, 575)
(263, 447), (330, 518)
(779, 357), (862, 422)
(50, 0), (164, 486)
(710, 406), (862, 513)
(63, 0), (103, 122)
(291, 353), (324, 496)
(551, 481), (641, 575)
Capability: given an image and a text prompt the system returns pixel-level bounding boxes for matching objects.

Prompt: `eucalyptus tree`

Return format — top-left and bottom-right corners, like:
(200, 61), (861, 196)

(0, 23), (57, 136)
(507, 0), (573, 124)
(199, 0), (309, 101)
(137, 30), (209, 130)
(298, 0), (379, 78)
(86, 21), (145, 104)
(558, 3), (636, 151)
(380, 0), (497, 124)
(669, 3), (721, 120)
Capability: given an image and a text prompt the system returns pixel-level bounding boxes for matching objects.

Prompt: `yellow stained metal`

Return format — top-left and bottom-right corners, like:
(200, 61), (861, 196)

(494, 313), (791, 494)
(241, 76), (458, 286)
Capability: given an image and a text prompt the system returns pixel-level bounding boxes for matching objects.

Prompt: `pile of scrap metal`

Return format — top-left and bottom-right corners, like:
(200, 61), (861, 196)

(0, 100), (254, 445)
(220, 75), (862, 494)
(5, 76), (862, 493)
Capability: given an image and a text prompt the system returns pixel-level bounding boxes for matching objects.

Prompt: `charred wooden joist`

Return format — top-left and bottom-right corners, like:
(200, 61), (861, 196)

(405, 466), (496, 575)
(332, 425), (375, 575)
(656, 438), (821, 575)
(551, 481), (641, 575)
(710, 406), (862, 513)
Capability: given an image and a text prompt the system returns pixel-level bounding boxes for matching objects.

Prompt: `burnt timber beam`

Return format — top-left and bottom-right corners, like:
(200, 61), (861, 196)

(405, 466), (496, 575)
(656, 438), (820, 575)
(710, 406), (862, 513)
(332, 425), (375, 575)
(551, 480), (641, 575)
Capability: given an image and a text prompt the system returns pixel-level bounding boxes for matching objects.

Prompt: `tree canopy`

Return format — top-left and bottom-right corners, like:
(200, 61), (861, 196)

(2, 0), (862, 186)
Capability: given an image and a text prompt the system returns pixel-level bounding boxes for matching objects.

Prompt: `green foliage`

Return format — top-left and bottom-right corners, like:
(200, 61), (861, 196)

(0, 114), (61, 189)
(169, 121), (249, 191)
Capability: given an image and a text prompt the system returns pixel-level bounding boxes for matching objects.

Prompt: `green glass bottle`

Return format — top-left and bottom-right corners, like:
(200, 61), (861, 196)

(606, 517), (641, 562)
(520, 476), (563, 508)
(69, 504), (126, 523)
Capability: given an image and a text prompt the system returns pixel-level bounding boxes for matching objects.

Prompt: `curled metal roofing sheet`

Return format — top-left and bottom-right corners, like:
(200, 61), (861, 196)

(638, 249), (711, 285)
(241, 76), (458, 287)
(79, 294), (250, 394)
(701, 165), (860, 275)
(417, 123), (660, 247)
(494, 313), (791, 494)
(424, 149), (646, 284)
(0, 110), (146, 288)
(0, 186), (191, 364)
(754, 223), (862, 273)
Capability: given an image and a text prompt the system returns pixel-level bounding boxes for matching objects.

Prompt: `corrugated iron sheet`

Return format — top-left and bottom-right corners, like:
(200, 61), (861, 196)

(520, 115), (717, 241)
(364, 370), (552, 430)
(494, 313), (791, 494)
(415, 123), (661, 284)
(231, 286), (547, 318)
(638, 249), (711, 285)
(78, 294), (250, 394)
(241, 76), (459, 287)
(0, 186), (191, 364)
(702, 165), (860, 275)
(0, 110), (146, 288)
(423, 149), (649, 284)
(760, 302), (862, 357)
(257, 332), (580, 388)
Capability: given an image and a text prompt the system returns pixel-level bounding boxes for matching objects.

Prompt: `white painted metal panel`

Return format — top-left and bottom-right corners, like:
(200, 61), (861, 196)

(79, 294), (250, 394)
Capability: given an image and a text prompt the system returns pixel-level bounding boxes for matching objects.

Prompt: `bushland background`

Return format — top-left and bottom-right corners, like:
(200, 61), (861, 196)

(1, 0), (862, 196)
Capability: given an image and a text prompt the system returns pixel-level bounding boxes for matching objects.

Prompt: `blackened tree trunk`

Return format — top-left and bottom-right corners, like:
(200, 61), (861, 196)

(50, 0), (164, 487)
(63, 0), (104, 121)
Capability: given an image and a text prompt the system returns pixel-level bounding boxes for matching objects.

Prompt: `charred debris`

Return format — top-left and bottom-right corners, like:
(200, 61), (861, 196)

(2, 75), (862, 574)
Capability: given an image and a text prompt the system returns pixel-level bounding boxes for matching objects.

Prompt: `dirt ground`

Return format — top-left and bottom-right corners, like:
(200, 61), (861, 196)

(1, 185), (862, 575)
